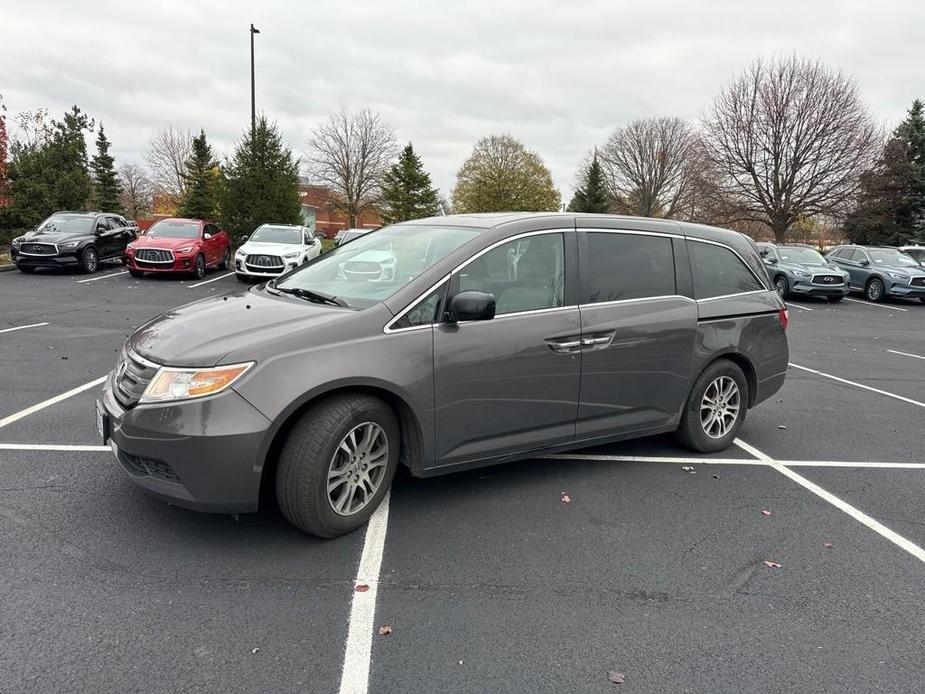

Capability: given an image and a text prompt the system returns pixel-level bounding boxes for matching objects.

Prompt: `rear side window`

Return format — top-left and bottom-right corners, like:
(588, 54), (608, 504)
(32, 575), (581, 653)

(585, 232), (676, 303)
(689, 241), (764, 299)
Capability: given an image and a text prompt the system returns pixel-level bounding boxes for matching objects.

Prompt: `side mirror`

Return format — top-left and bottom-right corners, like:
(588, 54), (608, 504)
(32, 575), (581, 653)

(766, 257), (777, 264)
(203, 232), (213, 239)
(240, 235), (249, 243)
(95, 225), (106, 234)
(449, 290), (496, 322)
(858, 259), (869, 266)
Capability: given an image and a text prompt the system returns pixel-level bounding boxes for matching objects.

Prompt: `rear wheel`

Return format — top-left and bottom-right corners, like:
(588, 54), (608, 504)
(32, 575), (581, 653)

(219, 247), (231, 270)
(276, 394), (399, 538)
(192, 254), (206, 279)
(675, 360), (748, 453)
(774, 275), (790, 300)
(80, 246), (99, 274)
(865, 277), (884, 302)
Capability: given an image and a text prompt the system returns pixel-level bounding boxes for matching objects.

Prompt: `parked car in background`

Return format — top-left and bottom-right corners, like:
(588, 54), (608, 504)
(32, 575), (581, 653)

(97, 213), (789, 538)
(10, 211), (137, 274)
(756, 242), (849, 302)
(827, 245), (925, 303)
(235, 224), (321, 281)
(899, 245), (925, 266)
(124, 218), (231, 279)
(333, 228), (372, 246)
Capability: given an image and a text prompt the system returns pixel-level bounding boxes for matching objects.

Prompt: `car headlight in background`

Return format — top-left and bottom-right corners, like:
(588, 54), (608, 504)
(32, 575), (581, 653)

(283, 252), (301, 259)
(139, 362), (255, 403)
(60, 241), (80, 248)
(791, 269), (811, 278)
(175, 246), (195, 253)
(11, 237), (24, 246)
(887, 272), (910, 281)
(235, 248), (247, 256)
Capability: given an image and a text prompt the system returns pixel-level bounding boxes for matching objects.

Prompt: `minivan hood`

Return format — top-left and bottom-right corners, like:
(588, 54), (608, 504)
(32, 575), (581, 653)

(130, 289), (355, 367)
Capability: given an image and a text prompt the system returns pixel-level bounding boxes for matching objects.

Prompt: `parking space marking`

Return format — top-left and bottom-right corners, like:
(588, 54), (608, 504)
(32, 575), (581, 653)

(338, 491), (391, 694)
(0, 443), (109, 452)
(76, 271), (129, 283)
(189, 272), (234, 288)
(843, 298), (908, 312)
(0, 376), (107, 429)
(735, 439), (925, 564)
(786, 303), (813, 311)
(886, 349), (925, 362)
(0, 322), (49, 334)
(543, 453), (925, 469)
(789, 363), (925, 408)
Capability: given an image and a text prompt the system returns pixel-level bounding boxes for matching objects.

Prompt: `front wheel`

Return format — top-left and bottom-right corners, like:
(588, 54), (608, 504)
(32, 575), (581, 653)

(773, 275), (790, 300)
(865, 278), (884, 302)
(80, 246), (99, 274)
(276, 394), (400, 538)
(219, 247), (231, 270)
(675, 360), (748, 453)
(192, 254), (206, 279)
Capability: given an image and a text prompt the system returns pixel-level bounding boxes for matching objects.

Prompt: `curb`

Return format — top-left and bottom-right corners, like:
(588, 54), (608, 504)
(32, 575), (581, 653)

(0, 264), (15, 273)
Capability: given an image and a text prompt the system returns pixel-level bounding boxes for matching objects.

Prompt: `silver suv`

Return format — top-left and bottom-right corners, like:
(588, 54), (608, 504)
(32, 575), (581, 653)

(97, 214), (789, 538)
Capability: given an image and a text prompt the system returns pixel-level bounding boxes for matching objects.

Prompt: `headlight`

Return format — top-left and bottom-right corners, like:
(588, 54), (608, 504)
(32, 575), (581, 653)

(139, 362), (254, 403)
(126, 243), (136, 251)
(235, 248), (247, 256)
(60, 241), (80, 248)
(887, 272), (910, 281)
(791, 269), (810, 278)
(283, 252), (301, 259)
(11, 237), (23, 246)
(176, 246), (195, 253)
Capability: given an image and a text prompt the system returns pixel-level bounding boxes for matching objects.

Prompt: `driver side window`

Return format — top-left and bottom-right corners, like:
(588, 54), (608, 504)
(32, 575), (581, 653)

(458, 233), (564, 316)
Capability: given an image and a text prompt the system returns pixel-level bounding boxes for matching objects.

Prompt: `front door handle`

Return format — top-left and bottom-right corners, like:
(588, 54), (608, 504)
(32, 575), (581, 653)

(545, 337), (582, 354)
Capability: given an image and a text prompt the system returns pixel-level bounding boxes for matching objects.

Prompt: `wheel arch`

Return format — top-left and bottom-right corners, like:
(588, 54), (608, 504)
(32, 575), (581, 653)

(695, 350), (759, 409)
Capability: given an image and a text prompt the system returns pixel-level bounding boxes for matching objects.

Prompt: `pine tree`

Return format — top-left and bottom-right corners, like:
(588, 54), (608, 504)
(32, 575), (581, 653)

(220, 116), (302, 237)
(90, 124), (123, 213)
(567, 155), (610, 213)
(178, 129), (219, 219)
(380, 143), (440, 224)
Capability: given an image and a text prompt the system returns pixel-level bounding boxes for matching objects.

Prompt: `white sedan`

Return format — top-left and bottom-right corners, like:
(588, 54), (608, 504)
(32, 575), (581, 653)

(235, 224), (322, 280)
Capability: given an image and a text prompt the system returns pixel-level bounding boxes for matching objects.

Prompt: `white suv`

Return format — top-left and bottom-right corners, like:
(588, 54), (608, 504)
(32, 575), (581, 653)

(235, 224), (322, 280)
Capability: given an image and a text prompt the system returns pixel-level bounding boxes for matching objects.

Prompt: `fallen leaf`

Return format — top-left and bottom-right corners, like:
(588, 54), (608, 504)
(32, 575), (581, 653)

(560, 492), (572, 504)
(763, 560), (783, 569)
(823, 541), (833, 549)
(355, 584), (370, 592)
(777, 425), (787, 430)
(251, 647), (260, 654)
(608, 671), (625, 684)
(761, 509), (772, 516)
(378, 625), (392, 636)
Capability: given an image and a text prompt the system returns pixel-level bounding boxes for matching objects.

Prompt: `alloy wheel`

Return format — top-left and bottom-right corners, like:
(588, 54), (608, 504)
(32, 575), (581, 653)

(84, 248), (98, 273)
(866, 279), (883, 301)
(774, 277), (787, 298)
(326, 422), (389, 516)
(195, 255), (205, 278)
(699, 376), (740, 439)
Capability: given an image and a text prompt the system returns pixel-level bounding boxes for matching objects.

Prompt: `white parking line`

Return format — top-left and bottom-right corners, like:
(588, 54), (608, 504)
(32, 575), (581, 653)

(886, 349), (925, 362)
(338, 491), (391, 694)
(843, 298), (908, 312)
(0, 322), (49, 334)
(735, 439), (925, 564)
(0, 376), (107, 429)
(789, 362), (925, 408)
(0, 443), (109, 452)
(786, 303), (813, 311)
(76, 270), (129, 283)
(543, 453), (925, 469)
(189, 272), (234, 288)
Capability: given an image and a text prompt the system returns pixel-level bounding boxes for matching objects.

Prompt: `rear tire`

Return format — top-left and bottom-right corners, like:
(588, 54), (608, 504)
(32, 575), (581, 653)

(774, 275), (790, 300)
(80, 246), (99, 274)
(276, 394), (399, 538)
(219, 248), (231, 270)
(675, 360), (749, 453)
(865, 277), (884, 302)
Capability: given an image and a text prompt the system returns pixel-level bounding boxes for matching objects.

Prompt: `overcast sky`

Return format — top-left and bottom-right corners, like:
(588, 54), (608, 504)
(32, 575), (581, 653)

(3, 0), (923, 200)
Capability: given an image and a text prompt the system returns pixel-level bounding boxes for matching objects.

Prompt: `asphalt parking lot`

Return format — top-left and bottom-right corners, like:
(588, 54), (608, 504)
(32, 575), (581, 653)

(1, 264), (924, 693)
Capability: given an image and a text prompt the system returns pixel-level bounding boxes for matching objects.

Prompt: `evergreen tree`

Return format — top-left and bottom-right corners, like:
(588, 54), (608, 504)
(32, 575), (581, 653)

(220, 116), (302, 237)
(845, 99), (925, 244)
(178, 129), (219, 219)
(90, 124), (123, 212)
(380, 143), (440, 224)
(567, 155), (610, 213)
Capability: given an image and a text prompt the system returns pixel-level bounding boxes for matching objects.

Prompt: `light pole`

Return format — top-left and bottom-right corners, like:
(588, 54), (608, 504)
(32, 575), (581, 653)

(250, 23), (260, 137)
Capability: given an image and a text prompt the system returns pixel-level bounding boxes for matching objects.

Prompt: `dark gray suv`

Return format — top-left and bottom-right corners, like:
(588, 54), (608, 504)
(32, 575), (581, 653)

(827, 245), (925, 303)
(96, 214), (789, 537)
(756, 242), (849, 302)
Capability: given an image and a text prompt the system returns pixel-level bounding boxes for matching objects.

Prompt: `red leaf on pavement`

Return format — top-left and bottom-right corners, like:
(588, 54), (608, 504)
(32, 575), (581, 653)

(560, 492), (572, 504)
(378, 625), (392, 636)
(761, 509), (772, 516)
(823, 541), (833, 549)
(608, 671), (625, 684)
(355, 584), (370, 592)
(763, 560), (783, 568)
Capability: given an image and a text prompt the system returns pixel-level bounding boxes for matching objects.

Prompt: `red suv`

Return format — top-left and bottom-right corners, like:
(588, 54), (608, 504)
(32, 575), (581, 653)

(125, 218), (231, 279)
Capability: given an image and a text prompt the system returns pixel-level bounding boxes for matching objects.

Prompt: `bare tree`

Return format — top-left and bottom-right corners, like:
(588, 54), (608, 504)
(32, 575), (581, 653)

(702, 56), (877, 242)
(598, 117), (697, 218)
(145, 123), (192, 196)
(118, 164), (154, 220)
(307, 109), (397, 227)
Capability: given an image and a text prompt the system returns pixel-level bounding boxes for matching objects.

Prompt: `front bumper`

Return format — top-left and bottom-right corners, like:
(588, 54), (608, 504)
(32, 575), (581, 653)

(886, 282), (925, 299)
(98, 373), (273, 513)
(234, 257), (301, 278)
(124, 253), (196, 274)
(789, 278), (849, 297)
(10, 246), (80, 268)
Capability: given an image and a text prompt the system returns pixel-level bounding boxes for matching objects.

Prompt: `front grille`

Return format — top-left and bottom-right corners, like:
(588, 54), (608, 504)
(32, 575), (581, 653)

(911, 277), (925, 287)
(245, 254), (284, 270)
(20, 242), (58, 256)
(136, 248), (174, 263)
(113, 349), (160, 408)
(117, 450), (181, 483)
(811, 274), (844, 285)
(344, 261), (382, 278)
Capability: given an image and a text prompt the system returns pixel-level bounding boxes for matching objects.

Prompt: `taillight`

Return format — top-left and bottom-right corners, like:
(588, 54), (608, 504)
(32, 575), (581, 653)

(777, 307), (789, 330)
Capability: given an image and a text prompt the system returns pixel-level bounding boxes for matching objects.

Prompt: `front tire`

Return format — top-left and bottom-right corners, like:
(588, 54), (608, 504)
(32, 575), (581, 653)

(192, 254), (206, 279)
(828, 295), (844, 303)
(865, 278), (884, 302)
(675, 360), (748, 453)
(276, 394), (400, 538)
(17, 265), (36, 274)
(80, 246), (99, 274)
(773, 275), (790, 300)
(128, 269), (144, 278)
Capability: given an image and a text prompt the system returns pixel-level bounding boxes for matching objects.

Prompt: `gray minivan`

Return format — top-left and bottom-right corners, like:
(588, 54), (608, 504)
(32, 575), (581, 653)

(97, 213), (789, 537)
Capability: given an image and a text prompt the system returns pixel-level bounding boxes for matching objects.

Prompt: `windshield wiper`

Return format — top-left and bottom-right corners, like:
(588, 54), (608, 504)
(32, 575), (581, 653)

(269, 281), (349, 308)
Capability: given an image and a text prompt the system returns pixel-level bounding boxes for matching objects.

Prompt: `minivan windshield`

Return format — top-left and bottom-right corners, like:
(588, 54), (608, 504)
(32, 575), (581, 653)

(147, 221), (200, 239)
(779, 247), (826, 264)
(250, 226), (302, 245)
(275, 224), (481, 308)
(869, 249), (920, 267)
